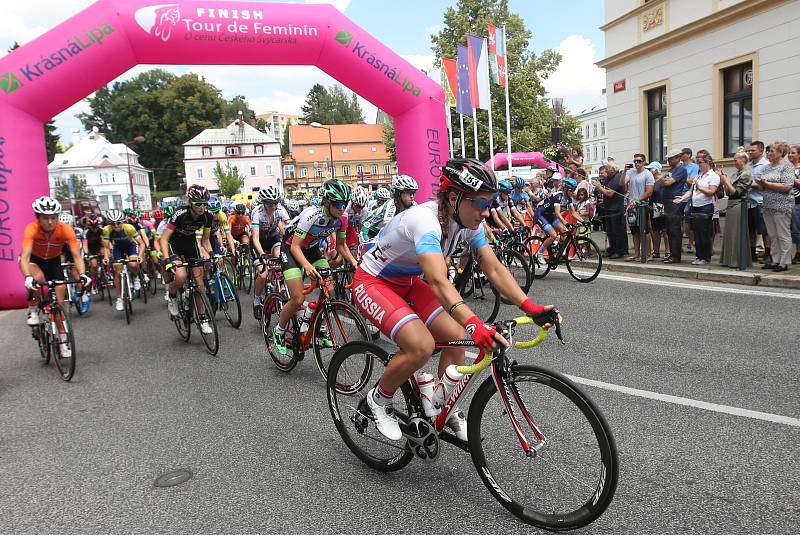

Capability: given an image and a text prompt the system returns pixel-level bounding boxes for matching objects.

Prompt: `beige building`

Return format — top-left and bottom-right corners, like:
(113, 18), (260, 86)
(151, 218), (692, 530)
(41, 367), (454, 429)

(598, 0), (800, 165)
(256, 111), (301, 146)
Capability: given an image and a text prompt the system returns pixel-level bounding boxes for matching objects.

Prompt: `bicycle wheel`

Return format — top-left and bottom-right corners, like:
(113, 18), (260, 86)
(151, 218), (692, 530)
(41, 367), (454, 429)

(218, 274), (242, 328)
(150, 261), (159, 296)
(455, 260), (500, 323)
(140, 273), (148, 304)
(312, 300), (370, 383)
(35, 317), (51, 363)
(242, 261), (254, 294)
(468, 365), (618, 531)
(50, 304), (76, 382)
(566, 237), (603, 283)
(173, 290), (191, 341)
(193, 290), (219, 356)
(223, 258), (236, 283)
(262, 292), (299, 372)
(105, 272), (114, 306)
(526, 236), (552, 279)
(122, 275), (132, 325)
(501, 249), (532, 305)
(326, 341), (413, 471)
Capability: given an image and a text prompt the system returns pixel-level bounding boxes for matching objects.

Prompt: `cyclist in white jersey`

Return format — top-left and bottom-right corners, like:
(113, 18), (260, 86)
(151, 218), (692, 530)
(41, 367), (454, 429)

(361, 175), (418, 242)
(352, 158), (560, 441)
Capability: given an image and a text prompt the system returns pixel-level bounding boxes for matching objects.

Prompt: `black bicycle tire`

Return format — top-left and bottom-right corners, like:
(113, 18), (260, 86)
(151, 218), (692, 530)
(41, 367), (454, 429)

(106, 271), (114, 306)
(500, 249), (532, 305)
(193, 290), (219, 356)
(565, 237), (603, 283)
(122, 275), (132, 325)
(50, 304), (76, 382)
(174, 290), (191, 341)
(37, 316), (51, 363)
(140, 272), (149, 304)
(467, 365), (618, 531)
(526, 236), (552, 279)
(262, 292), (299, 372)
(326, 341), (414, 471)
(312, 300), (370, 383)
(219, 274), (242, 328)
(455, 258), (500, 323)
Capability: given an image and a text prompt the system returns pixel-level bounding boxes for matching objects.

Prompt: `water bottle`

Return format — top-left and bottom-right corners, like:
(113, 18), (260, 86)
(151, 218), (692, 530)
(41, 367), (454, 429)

(415, 371), (439, 418)
(432, 365), (464, 409)
(298, 301), (317, 333)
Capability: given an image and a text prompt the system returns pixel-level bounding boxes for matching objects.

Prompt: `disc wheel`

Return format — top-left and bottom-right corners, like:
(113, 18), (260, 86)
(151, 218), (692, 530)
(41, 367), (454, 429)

(566, 237), (603, 283)
(468, 365), (618, 531)
(326, 341), (413, 471)
(312, 300), (370, 384)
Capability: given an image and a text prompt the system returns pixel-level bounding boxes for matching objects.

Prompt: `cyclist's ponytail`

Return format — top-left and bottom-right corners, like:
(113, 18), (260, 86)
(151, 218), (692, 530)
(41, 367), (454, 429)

(437, 190), (450, 240)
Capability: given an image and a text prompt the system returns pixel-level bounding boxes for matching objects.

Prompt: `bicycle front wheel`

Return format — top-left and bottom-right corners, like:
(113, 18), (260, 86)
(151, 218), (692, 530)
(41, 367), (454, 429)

(173, 290), (191, 341)
(312, 300), (370, 382)
(468, 365), (618, 531)
(326, 341), (412, 471)
(50, 304), (76, 381)
(566, 237), (602, 283)
(262, 292), (299, 372)
(193, 290), (219, 356)
(218, 274), (242, 328)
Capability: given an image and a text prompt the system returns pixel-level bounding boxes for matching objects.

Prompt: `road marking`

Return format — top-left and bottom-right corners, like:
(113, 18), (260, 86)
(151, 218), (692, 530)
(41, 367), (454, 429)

(567, 374), (800, 427)
(0, 310), (13, 319)
(566, 269), (800, 299)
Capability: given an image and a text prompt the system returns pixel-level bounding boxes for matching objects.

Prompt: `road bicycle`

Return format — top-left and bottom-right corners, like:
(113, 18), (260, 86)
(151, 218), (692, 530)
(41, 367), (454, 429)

(450, 249), (500, 323)
(527, 221), (603, 282)
(85, 255), (114, 306)
(170, 257), (220, 356)
(30, 279), (78, 381)
(233, 242), (254, 294)
(493, 229), (532, 303)
(327, 312), (618, 531)
(262, 266), (370, 378)
(143, 251), (161, 296)
(253, 256), (285, 321)
(111, 259), (136, 324)
(60, 261), (86, 317)
(205, 253), (242, 329)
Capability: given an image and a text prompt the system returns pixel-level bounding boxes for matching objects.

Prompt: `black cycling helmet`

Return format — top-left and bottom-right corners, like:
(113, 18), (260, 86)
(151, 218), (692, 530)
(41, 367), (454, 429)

(440, 158), (498, 194)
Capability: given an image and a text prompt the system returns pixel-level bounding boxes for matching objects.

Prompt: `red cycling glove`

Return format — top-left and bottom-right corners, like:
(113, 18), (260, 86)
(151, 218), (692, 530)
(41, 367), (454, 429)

(463, 315), (497, 351)
(520, 298), (546, 316)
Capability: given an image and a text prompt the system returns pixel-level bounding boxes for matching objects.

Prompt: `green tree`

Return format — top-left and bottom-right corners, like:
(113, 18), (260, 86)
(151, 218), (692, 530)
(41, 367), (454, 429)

(431, 0), (580, 162)
(8, 42), (60, 162)
(301, 84), (334, 124)
(213, 162), (244, 198)
(301, 84), (365, 125)
(221, 94), (256, 125)
(281, 125), (291, 157)
(53, 174), (94, 200)
(382, 120), (396, 162)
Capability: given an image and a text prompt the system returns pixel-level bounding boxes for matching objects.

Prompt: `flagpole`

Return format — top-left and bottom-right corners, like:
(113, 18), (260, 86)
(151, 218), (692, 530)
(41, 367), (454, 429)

(446, 104), (454, 157)
(487, 92), (495, 170)
(459, 113), (466, 158)
(503, 25), (512, 173)
(472, 109), (479, 159)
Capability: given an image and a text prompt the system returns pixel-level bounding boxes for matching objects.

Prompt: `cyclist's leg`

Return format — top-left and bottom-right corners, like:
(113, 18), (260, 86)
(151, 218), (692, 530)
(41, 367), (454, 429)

(191, 264), (207, 315)
(407, 277), (465, 378)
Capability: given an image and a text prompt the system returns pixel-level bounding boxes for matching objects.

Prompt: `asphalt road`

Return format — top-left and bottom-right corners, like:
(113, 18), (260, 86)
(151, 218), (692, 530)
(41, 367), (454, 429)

(1, 270), (798, 535)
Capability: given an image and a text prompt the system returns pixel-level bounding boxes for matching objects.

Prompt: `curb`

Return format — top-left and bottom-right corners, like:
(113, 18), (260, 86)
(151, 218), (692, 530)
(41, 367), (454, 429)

(600, 260), (800, 289)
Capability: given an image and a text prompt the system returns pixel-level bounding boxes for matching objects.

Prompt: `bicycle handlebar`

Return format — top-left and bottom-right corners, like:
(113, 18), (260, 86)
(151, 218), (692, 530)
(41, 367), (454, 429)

(301, 265), (356, 295)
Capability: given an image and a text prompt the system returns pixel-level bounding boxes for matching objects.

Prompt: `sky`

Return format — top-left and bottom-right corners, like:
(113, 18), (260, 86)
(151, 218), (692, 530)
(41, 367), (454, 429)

(0, 0), (607, 140)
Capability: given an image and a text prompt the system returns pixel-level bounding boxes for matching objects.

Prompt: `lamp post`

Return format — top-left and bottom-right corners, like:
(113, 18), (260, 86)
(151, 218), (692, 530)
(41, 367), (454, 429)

(310, 122), (333, 186)
(551, 98), (564, 145)
(123, 135), (145, 210)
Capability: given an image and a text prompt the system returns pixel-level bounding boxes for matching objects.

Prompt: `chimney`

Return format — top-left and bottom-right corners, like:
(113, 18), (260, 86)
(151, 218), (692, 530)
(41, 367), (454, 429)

(71, 128), (81, 146)
(250, 117), (257, 128)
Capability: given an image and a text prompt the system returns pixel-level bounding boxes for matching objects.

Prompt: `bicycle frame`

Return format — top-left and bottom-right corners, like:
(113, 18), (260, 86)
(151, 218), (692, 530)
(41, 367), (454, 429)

(294, 270), (351, 350)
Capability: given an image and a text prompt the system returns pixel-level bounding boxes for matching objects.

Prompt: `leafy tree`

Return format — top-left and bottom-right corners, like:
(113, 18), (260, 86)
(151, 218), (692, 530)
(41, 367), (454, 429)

(222, 94), (256, 125)
(431, 0), (580, 161)
(213, 162), (244, 198)
(301, 84), (365, 125)
(8, 42), (60, 162)
(53, 175), (94, 200)
(281, 125), (291, 157)
(382, 120), (396, 162)
(301, 84), (333, 124)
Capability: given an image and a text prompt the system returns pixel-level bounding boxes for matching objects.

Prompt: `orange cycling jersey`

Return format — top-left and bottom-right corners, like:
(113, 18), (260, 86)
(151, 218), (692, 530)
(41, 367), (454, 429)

(228, 214), (251, 236)
(23, 221), (78, 260)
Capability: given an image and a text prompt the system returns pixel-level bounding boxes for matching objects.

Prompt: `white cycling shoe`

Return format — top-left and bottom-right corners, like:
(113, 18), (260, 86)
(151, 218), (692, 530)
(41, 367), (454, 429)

(27, 309), (39, 326)
(446, 410), (468, 441)
(167, 297), (179, 316)
(133, 278), (141, 292)
(366, 387), (402, 440)
(199, 320), (213, 335)
(115, 298), (124, 311)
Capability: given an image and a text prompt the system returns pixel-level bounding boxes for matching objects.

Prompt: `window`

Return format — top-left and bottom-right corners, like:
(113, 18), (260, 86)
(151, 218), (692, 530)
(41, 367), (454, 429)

(593, 146), (598, 161)
(250, 166), (257, 176)
(585, 125), (590, 138)
(601, 121), (606, 136)
(371, 164), (378, 175)
(196, 168), (203, 179)
(342, 147), (349, 153)
(314, 167), (322, 178)
(593, 123), (597, 137)
(384, 164), (391, 175)
(202, 146), (211, 156)
(329, 166), (334, 177)
(356, 165), (364, 174)
(300, 167), (308, 178)
(585, 146), (590, 158)
(371, 146), (377, 152)
(113, 195), (123, 210)
(255, 145), (264, 155)
(723, 62), (753, 157)
(283, 165), (295, 179)
(646, 86), (668, 163)
(602, 144), (606, 159)
(265, 164), (273, 176)
(226, 146), (240, 156)
(309, 149), (316, 154)
(99, 195), (109, 211)
(342, 166), (350, 176)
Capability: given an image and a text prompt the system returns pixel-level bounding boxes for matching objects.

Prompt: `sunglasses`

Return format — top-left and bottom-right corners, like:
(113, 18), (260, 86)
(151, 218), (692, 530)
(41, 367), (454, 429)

(329, 200), (348, 210)
(633, 159), (644, 164)
(263, 201), (278, 207)
(190, 201), (208, 207)
(400, 190), (417, 196)
(463, 196), (493, 211)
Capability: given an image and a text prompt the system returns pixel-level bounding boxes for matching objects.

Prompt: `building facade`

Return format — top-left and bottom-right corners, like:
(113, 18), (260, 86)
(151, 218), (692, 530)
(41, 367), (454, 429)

(284, 124), (396, 195)
(183, 119), (282, 194)
(255, 111), (301, 147)
(48, 127), (152, 211)
(599, 0), (800, 165)
(576, 102), (608, 174)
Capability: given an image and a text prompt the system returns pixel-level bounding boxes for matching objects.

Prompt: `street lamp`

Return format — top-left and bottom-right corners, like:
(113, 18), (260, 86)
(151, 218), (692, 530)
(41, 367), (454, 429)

(123, 135), (145, 210)
(551, 98), (564, 144)
(310, 122), (333, 185)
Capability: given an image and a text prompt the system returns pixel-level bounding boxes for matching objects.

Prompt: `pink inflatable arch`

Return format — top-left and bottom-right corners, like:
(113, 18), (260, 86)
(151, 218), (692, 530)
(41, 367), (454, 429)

(0, 1), (447, 309)
(488, 152), (560, 172)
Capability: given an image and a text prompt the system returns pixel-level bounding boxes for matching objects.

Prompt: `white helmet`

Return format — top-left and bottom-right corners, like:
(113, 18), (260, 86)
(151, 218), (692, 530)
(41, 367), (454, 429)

(391, 174), (418, 193)
(105, 209), (125, 223)
(58, 212), (75, 226)
(375, 187), (392, 201)
(351, 187), (370, 207)
(552, 172), (563, 181)
(32, 196), (62, 215)
(286, 199), (300, 212)
(257, 185), (281, 203)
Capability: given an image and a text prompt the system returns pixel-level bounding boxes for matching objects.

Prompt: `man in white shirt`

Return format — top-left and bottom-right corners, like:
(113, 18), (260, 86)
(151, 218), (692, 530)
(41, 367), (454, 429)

(746, 140), (770, 261)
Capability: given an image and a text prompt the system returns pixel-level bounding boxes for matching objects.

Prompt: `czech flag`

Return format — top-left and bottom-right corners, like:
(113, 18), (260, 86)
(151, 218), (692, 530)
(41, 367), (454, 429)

(467, 34), (491, 110)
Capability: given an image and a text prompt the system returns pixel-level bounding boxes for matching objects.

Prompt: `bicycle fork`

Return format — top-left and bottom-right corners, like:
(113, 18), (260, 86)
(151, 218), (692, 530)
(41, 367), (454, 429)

(490, 360), (547, 457)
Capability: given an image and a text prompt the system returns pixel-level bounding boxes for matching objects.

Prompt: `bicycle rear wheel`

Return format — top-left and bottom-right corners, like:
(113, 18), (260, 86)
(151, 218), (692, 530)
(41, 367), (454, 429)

(36, 317), (51, 363)
(173, 290), (191, 341)
(218, 274), (242, 328)
(501, 249), (532, 304)
(525, 236), (552, 279)
(140, 272), (149, 304)
(468, 365), (618, 531)
(566, 237), (602, 283)
(312, 300), (370, 383)
(50, 304), (76, 382)
(262, 292), (299, 372)
(326, 341), (413, 471)
(455, 259), (500, 323)
(193, 290), (219, 356)
(122, 275), (132, 325)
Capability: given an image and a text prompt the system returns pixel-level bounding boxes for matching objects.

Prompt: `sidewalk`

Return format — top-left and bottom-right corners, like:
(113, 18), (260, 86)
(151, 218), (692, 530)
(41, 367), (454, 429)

(587, 223), (800, 290)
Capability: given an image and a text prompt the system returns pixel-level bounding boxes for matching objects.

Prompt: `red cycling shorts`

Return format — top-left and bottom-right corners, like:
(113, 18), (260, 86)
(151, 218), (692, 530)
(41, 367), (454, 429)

(352, 267), (444, 341)
(345, 224), (359, 249)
